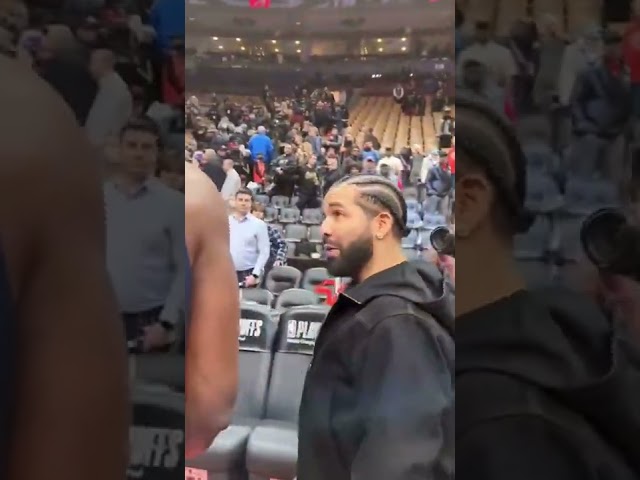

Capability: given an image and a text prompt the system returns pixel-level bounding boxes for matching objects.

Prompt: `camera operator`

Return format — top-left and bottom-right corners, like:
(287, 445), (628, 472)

(456, 96), (640, 480)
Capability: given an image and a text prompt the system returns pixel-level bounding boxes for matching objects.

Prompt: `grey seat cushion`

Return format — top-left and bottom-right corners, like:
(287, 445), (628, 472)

(187, 421), (254, 472)
(246, 420), (298, 479)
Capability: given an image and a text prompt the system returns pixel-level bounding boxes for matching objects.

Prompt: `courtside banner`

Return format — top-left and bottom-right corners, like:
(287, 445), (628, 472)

(185, 467), (208, 479)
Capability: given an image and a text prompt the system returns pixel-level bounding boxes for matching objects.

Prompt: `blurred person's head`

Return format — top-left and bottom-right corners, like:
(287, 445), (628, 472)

(327, 155), (338, 170)
(76, 17), (100, 46)
(0, 0), (27, 45)
(349, 164), (362, 175)
(462, 59), (487, 92)
(284, 144), (292, 155)
(234, 188), (253, 216)
(474, 21), (491, 44)
(321, 175), (407, 282)
(455, 97), (528, 316)
(380, 164), (391, 178)
(222, 158), (234, 172)
(307, 154), (317, 168)
(251, 202), (265, 220)
(363, 141), (373, 152)
(89, 48), (116, 80)
(39, 24), (77, 61)
(118, 117), (160, 182)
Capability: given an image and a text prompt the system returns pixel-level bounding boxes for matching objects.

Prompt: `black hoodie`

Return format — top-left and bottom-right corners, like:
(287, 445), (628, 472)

(457, 288), (640, 480)
(297, 261), (455, 480)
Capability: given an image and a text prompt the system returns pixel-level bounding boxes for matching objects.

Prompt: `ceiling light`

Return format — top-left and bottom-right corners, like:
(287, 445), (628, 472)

(241, 46), (246, 50)
(219, 45), (223, 49)
(296, 49), (301, 53)
(401, 37), (407, 41)
(274, 48), (279, 52)
(378, 48), (383, 52)
(401, 46), (406, 51)
(295, 40), (300, 45)
(236, 38), (241, 41)
(377, 38), (382, 42)
(212, 36), (218, 40)
(271, 40), (277, 44)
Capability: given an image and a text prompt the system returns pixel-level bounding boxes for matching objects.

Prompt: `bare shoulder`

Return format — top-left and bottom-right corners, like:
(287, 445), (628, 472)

(0, 59), (103, 288)
(185, 161), (224, 215)
(0, 58), (98, 190)
(185, 161), (228, 258)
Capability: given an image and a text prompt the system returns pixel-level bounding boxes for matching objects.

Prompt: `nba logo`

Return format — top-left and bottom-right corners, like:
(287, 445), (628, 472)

(249, 0), (270, 7)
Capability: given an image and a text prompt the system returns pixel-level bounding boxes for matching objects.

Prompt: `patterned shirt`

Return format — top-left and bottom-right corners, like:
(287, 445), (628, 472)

(268, 225), (288, 265)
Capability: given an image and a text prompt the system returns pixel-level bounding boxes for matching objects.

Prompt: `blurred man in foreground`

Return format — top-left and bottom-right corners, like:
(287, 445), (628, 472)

(0, 37), (129, 479)
(184, 160), (239, 458)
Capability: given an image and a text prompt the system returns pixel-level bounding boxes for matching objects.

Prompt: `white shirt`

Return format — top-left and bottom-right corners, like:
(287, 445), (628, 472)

(86, 71), (133, 147)
(457, 41), (517, 86)
(377, 155), (404, 176)
(104, 178), (185, 321)
(221, 168), (241, 200)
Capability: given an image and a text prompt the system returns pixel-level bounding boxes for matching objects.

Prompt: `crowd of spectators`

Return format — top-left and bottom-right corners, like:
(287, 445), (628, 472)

(185, 78), (455, 289)
(3, 0), (187, 356)
(455, 4), (640, 292)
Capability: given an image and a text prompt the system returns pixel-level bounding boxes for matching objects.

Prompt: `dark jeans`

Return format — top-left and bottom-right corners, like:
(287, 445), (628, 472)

(296, 194), (321, 211)
(236, 269), (256, 287)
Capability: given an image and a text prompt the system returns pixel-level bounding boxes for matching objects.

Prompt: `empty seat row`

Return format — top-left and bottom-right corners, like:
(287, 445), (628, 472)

(264, 207), (324, 225)
(186, 304), (330, 480)
(261, 266), (331, 296)
(525, 174), (619, 215)
(242, 287), (321, 310)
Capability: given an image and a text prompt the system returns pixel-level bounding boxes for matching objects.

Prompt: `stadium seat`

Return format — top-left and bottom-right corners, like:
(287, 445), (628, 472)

(564, 179), (618, 216)
(271, 195), (290, 209)
(301, 267), (330, 291)
(401, 229), (419, 248)
(285, 241), (297, 259)
(279, 207), (301, 224)
(134, 353), (185, 391)
(513, 215), (552, 259)
(265, 266), (302, 294)
(301, 208), (324, 225)
(241, 288), (274, 307)
(406, 198), (421, 214)
(187, 305), (277, 478)
(245, 306), (329, 480)
(406, 211), (423, 229)
(403, 247), (420, 260)
(525, 173), (563, 213)
(264, 206), (278, 223)
(255, 194), (270, 206)
(422, 213), (447, 231)
(307, 225), (323, 243)
(275, 288), (319, 310)
(553, 215), (587, 262)
(130, 384), (185, 477)
(284, 224), (308, 243)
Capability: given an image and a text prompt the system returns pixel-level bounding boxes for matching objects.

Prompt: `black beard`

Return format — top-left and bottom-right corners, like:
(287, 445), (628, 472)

(325, 231), (373, 279)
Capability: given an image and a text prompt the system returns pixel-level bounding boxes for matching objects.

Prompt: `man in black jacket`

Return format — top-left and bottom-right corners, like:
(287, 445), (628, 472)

(297, 174), (454, 480)
(456, 95), (640, 480)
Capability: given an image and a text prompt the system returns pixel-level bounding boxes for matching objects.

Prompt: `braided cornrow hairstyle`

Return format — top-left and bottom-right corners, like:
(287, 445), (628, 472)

(331, 174), (409, 238)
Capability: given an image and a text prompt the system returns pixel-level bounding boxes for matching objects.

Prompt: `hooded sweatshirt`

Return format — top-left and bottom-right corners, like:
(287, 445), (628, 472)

(457, 287), (640, 480)
(297, 261), (454, 480)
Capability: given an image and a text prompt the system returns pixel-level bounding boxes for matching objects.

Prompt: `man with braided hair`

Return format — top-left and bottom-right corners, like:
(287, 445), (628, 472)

(297, 174), (454, 480)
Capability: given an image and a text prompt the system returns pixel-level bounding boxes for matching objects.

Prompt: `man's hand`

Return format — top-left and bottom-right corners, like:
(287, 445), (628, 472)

(244, 275), (258, 288)
(142, 323), (173, 351)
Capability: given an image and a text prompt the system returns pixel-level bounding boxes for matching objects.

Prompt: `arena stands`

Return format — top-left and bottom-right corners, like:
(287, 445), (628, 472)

(456, 1), (638, 290)
(185, 43), (455, 476)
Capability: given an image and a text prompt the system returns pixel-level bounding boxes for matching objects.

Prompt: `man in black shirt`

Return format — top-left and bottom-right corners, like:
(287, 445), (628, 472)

(456, 95), (640, 479)
(297, 174), (454, 480)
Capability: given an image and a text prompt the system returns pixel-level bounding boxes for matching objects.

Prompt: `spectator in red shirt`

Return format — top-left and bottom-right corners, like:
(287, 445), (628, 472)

(447, 145), (455, 181)
(624, 0), (640, 117)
